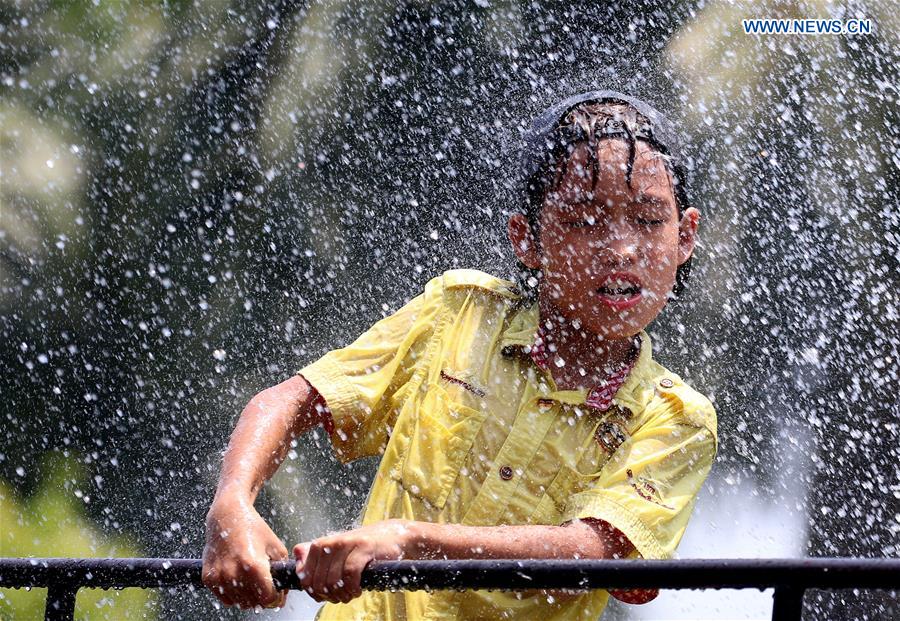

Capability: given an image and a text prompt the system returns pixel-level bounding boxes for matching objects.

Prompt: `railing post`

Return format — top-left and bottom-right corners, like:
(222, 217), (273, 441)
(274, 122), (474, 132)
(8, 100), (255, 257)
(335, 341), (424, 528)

(44, 584), (78, 621)
(772, 587), (805, 621)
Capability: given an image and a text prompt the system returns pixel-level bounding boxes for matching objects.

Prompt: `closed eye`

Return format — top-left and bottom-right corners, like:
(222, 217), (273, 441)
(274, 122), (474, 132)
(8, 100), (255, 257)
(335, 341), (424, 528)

(636, 217), (666, 226)
(564, 216), (597, 228)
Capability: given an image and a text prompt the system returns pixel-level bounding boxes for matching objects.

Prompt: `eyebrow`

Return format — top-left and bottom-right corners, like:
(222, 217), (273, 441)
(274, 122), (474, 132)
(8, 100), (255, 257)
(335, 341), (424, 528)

(552, 188), (673, 214)
(633, 193), (671, 207)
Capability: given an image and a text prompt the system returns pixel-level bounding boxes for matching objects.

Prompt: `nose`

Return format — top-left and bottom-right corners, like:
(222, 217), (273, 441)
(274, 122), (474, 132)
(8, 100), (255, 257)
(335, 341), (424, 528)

(595, 218), (639, 266)
(596, 244), (636, 267)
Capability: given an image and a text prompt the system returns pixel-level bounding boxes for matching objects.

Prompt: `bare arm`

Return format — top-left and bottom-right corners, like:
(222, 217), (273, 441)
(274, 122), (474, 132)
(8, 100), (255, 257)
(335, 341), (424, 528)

(202, 375), (326, 610)
(412, 519), (657, 604)
(211, 375), (322, 505)
(411, 518), (631, 560)
(293, 518), (657, 605)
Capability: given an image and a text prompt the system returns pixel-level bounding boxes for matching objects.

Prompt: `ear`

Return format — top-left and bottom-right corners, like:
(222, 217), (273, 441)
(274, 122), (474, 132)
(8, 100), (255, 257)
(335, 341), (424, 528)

(507, 213), (541, 270)
(677, 207), (701, 265)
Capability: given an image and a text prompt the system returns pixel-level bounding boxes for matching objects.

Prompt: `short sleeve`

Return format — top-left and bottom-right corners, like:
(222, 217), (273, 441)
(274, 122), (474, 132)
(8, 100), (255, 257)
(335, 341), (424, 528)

(297, 278), (443, 463)
(561, 412), (717, 560)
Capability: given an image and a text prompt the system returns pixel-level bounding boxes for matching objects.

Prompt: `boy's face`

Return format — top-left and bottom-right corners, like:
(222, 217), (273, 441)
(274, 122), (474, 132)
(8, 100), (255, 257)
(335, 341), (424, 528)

(508, 138), (700, 340)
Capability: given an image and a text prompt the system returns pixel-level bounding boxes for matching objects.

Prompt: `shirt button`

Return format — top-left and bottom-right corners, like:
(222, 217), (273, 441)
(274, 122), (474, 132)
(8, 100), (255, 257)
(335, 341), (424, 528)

(537, 398), (555, 412)
(659, 378), (674, 388)
(501, 345), (518, 358)
(499, 465), (514, 480)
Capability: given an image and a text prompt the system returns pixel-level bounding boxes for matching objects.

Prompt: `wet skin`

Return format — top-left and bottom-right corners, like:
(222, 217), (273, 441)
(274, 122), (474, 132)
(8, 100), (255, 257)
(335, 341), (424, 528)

(507, 137), (700, 389)
(203, 136), (700, 610)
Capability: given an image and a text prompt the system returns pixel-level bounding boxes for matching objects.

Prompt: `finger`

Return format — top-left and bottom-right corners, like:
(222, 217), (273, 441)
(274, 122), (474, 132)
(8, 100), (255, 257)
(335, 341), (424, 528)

(610, 587), (659, 604)
(218, 572), (246, 608)
(208, 580), (235, 608)
(248, 559), (280, 607)
(201, 562), (214, 585)
(295, 559), (305, 583)
(226, 569), (258, 609)
(268, 588), (289, 607)
(270, 539), (290, 560)
(277, 585), (290, 607)
(300, 541), (324, 602)
(202, 562), (228, 596)
(257, 575), (282, 608)
(324, 543), (357, 603)
(295, 558), (320, 602)
(342, 550), (369, 601)
(262, 543), (289, 607)
(274, 589), (288, 609)
(216, 593), (235, 608)
(299, 542), (319, 590)
(212, 565), (245, 606)
(202, 571), (217, 593)
(294, 541), (311, 585)
(228, 560), (275, 609)
(311, 540), (338, 600)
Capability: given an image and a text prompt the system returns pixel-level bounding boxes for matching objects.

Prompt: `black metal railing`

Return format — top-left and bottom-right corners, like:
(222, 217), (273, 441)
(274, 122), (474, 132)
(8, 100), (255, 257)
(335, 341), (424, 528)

(1, 557), (898, 621)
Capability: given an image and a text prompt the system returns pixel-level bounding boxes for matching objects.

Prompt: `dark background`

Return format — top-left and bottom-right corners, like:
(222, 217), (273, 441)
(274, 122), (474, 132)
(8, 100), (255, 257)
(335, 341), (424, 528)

(2, 0), (897, 618)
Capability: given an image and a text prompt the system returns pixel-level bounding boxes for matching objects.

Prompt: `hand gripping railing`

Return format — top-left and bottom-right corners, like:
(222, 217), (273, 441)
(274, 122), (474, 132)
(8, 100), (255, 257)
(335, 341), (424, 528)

(1, 557), (898, 621)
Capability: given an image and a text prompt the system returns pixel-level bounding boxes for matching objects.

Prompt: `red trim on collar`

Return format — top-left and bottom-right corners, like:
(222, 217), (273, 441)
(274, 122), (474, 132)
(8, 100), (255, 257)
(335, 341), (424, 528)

(530, 324), (640, 412)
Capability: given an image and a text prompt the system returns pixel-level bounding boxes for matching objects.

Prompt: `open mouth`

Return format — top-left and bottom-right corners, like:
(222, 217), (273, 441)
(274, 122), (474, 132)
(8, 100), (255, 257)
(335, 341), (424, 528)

(596, 274), (643, 309)
(597, 283), (641, 298)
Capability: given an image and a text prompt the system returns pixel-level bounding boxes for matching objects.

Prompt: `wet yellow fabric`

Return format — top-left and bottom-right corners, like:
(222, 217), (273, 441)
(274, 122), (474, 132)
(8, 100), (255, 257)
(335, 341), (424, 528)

(297, 269), (717, 621)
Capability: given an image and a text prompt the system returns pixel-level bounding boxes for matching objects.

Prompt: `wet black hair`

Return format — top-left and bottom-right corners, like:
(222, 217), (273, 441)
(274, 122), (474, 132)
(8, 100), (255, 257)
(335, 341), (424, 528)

(514, 90), (694, 303)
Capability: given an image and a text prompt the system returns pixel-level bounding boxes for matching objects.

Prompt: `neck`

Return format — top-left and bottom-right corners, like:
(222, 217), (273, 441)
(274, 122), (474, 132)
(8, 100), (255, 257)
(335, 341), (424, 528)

(537, 293), (638, 390)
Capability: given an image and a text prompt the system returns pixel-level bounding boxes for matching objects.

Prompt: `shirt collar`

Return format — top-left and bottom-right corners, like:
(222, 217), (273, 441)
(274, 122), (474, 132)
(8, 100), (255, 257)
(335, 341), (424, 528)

(499, 302), (657, 414)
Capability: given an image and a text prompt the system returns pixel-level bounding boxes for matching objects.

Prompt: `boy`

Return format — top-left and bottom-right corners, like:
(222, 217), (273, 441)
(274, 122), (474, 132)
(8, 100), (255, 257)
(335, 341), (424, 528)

(203, 90), (717, 620)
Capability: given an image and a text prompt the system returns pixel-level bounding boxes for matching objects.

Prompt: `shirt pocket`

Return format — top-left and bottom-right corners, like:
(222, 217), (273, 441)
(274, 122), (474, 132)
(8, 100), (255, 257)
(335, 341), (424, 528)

(527, 465), (581, 525)
(395, 382), (488, 510)
(526, 410), (626, 525)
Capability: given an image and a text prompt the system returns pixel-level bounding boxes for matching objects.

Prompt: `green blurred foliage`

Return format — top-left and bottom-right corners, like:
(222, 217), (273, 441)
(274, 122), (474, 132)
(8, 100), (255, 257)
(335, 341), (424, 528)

(0, 452), (157, 620)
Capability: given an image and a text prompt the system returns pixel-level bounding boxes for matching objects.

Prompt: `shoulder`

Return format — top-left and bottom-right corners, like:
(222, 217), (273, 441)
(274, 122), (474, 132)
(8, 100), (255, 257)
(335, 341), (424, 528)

(382, 270), (518, 327)
(644, 360), (718, 442)
(423, 269), (521, 300)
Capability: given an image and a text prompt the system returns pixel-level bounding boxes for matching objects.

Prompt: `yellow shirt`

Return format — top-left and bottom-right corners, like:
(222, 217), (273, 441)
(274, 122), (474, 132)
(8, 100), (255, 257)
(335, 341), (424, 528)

(298, 269), (718, 621)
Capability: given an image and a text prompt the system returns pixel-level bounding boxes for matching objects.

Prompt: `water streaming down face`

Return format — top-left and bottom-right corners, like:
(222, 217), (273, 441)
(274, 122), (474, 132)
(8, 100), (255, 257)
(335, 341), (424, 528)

(1, 1), (897, 620)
